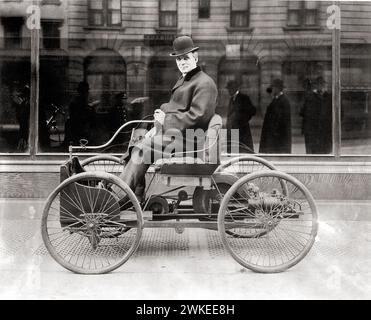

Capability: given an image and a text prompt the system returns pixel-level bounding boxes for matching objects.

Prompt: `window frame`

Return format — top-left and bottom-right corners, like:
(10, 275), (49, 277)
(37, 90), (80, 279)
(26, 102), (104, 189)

(159, 0), (178, 29)
(230, 0), (250, 28)
(2, 17), (23, 49)
(199, 0), (211, 19)
(88, 0), (122, 28)
(287, 1), (320, 28)
(41, 20), (62, 50)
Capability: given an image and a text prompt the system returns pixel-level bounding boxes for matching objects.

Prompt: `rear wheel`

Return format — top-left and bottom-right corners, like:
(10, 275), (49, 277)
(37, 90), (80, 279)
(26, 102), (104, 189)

(41, 172), (143, 274)
(218, 171), (318, 273)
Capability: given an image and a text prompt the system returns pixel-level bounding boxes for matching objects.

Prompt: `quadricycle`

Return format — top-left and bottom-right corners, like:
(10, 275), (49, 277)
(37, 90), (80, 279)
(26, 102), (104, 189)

(41, 115), (318, 274)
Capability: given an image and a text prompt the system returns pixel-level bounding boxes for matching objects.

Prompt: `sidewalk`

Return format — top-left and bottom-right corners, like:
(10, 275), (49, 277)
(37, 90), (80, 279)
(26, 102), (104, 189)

(0, 198), (370, 300)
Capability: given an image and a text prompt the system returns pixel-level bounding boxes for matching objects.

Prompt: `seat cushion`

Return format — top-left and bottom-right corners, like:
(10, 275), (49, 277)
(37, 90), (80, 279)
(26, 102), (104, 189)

(159, 162), (219, 176)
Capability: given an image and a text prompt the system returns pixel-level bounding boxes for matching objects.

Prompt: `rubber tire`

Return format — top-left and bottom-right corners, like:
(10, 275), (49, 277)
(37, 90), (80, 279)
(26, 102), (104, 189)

(41, 172), (143, 274)
(217, 170), (318, 273)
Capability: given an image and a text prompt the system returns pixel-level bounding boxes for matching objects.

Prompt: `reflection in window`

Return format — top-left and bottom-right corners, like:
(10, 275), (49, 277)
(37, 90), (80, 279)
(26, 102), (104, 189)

(199, 0), (211, 19)
(148, 57), (179, 110)
(41, 21), (61, 49)
(159, 0), (178, 28)
(88, 0), (122, 27)
(230, 0), (250, 28)
(0, 16), (30, 153)
(83, 50), (127, 145)
(2, 17), (23, 49)
(341, 57), (371, 154)
(287, 1), (319, 27)
(283, 60), (332, 154)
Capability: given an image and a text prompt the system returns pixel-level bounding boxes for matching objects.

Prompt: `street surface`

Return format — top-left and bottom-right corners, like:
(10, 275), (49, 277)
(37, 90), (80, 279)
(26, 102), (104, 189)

(0, 199), (370, 300)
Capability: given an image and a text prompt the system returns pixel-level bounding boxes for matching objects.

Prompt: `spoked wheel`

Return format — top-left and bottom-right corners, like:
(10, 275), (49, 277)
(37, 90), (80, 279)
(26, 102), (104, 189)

(212, 156), (287, 238)
(215, 155), (281, 176)
(218, 171), (318, 273)
(80, 155), (124, 176)
(41, 172), (143, 274)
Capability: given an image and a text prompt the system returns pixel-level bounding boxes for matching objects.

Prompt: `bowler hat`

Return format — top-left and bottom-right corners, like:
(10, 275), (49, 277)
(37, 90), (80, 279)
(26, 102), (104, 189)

(314, 76), (326, 85)
(170, 36), (199, 57)
(267, 78), (285, 91)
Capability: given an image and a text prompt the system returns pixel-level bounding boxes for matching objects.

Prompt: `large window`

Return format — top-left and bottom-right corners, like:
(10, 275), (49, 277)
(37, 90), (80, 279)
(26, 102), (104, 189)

(88, 0), (122, 27)
(287, 1), (319, 27)
(230, 0), (250, 28)
(159, 0), (178, 28)
(1, 0), (371, 160)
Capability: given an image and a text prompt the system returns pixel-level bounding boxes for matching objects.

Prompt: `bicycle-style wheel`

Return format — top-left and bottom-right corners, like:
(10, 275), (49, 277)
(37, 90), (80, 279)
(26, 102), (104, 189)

(218, 170), (318, 273)
(41, 172), (143, 274)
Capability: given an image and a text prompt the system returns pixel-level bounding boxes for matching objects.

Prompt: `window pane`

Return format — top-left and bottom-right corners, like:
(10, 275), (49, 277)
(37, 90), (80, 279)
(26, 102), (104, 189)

(340, 1), (371, 154)
(231, 12), (248, 27)
(90, 13), (103, 26)
(42, 22), (61, 49)
(287, 11), (300, 26)
(90, 0), (103, 10)
(14, 0), (332, 157)
(199, 0), (210, 18)
(160, 0), (177, 11)
(108, 0), (121, 10)
(304, 10), (317, 25)
(288, 0), (301, 9)
(160, 12), (177, 27)
(304, 1), (318, 10)
(109, 12), (121, 25)
(231, 0), (248, 11)
(0, 18), (31, 153)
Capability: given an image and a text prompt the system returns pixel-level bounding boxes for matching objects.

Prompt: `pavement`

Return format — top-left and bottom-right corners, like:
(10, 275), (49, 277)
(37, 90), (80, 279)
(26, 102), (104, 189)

(0, 198), (370, 300)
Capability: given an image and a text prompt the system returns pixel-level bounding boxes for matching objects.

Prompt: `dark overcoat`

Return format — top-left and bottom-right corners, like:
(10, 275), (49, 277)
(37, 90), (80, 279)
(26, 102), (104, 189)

(300, 90), (332, 154)
(160, 66), (218, 133)
(226, 92), (256, 151)
(259, 93), (292, 154)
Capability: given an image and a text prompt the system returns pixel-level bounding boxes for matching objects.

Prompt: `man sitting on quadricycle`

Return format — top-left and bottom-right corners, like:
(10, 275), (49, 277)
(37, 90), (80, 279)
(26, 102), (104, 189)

(118, 36), (218, 202)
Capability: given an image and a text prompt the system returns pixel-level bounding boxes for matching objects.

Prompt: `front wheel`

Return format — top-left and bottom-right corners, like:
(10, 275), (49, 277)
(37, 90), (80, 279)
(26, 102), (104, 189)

(41, 172), (143, 274)
(218, 171), (318, 273)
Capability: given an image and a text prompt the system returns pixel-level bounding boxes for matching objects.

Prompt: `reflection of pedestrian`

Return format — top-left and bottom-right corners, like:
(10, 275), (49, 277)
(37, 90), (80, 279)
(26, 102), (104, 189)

(67, 81), (95, 144)
(318, 78), (332, 154)
(225, 80), (256, 152)
(11, 83), (30, 151)
(300, 77), (332, 154)
(259, 79), (292, 154)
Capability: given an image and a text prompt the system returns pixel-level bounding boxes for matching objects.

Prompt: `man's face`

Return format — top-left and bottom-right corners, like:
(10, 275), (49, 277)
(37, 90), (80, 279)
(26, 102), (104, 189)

(272, 86), (281, 96)
(228, 85), (238, 96)
(176, 52), (198, 74)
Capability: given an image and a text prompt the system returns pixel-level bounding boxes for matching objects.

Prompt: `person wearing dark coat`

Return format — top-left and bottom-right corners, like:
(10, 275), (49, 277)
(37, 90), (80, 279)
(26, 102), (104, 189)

(117, 36), (218, 200)
(67, 81), (96, 144)
(259, 79), (292, 154)
(225, 80), (256, 152)
(300, 77), (332, 154)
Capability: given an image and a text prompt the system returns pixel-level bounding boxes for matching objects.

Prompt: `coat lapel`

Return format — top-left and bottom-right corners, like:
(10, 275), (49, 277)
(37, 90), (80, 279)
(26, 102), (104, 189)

(172, 76), (185, 92)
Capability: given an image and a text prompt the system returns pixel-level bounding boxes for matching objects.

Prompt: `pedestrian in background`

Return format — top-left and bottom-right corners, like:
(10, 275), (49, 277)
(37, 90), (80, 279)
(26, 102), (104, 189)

(259, 78), (292, 154)
(225, 80), (256, 152)
(300, 76), (332, 154)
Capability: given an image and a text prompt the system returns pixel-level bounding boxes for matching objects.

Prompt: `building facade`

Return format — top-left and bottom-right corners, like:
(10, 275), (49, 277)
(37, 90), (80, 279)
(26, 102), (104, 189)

(0, 0), (371, 201)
